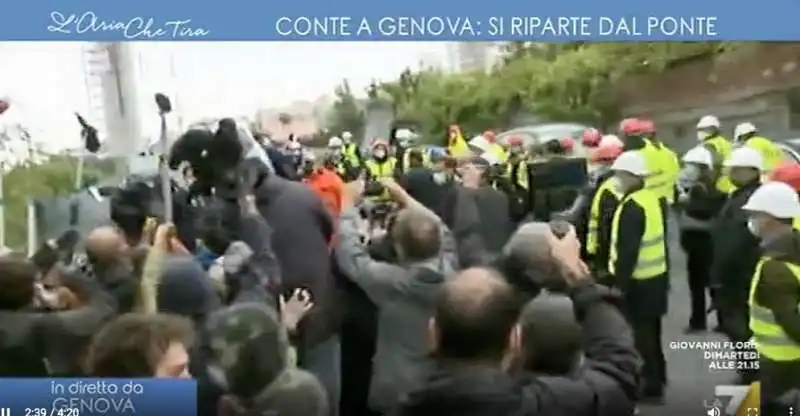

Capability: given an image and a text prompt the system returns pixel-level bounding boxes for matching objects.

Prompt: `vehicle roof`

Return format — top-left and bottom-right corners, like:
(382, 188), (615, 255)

(498, 123), (589, 138)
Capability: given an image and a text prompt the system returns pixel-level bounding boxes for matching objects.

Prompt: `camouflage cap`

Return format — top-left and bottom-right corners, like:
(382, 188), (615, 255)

(204, 302), (290, 398)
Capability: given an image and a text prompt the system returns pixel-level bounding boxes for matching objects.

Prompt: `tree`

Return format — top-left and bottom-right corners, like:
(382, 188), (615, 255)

(277, 112), (293, 126)
(326, 80), (365, 139)
(369, 42), (750, 142)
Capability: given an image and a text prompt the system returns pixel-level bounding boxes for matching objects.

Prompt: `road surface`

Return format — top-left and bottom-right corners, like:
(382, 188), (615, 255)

(640, 219), (734, 416)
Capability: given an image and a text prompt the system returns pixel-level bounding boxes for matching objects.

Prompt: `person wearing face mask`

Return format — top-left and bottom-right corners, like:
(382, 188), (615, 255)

(364, 139), (397, 180)
(606, 150), (670, 403)
(741, 181), (800, 414)
(676, 146), (727, 333)
(325, 137), (358, 181)
(710, 146), (764, 383)
(583, 143), (625, 282)
(619, 119), (665, 204)
(734, 122), (783, 173)
(696, 115), (734, 193)
(341, 131), (363, 169)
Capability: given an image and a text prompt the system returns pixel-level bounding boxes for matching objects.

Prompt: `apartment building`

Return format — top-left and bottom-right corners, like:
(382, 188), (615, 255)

(445, 42), (506, 73)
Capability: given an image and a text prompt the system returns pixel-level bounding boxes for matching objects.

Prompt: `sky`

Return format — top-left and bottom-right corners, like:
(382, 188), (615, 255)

(0, 41), (449, 151)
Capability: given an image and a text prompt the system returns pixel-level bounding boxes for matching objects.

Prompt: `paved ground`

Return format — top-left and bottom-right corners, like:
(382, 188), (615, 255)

(639, 220), (734, 416)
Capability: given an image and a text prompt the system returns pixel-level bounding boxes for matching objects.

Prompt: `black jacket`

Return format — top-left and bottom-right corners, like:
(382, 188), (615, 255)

(254, 175), (339, 346)
(401, 167), (445, 214)
(390, 283), (641, 416)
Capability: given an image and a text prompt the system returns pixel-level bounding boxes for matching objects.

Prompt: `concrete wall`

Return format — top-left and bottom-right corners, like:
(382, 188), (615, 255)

(617, 43), (800, 152)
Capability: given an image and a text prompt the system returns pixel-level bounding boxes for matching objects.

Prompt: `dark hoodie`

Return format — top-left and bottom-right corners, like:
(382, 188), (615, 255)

(752, 229), (800, 402)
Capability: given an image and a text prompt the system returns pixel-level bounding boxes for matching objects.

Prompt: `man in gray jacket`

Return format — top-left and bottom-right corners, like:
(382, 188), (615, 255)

(336, 177), (458, 414)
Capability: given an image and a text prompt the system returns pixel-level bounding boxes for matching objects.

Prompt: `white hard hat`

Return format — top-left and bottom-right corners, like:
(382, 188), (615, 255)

(734, 122), (757, 139)
(342, 131), (353, 140)
(682, 146), (714, 168)
(599, 134), (623, 147)
(304, 151), (317, 162)
(742, 181), (800, 219)
(724, 146), (763, 170)
(395, 128), (416, 141)
(469, 135), (491, 152)
(696, 115), (720, 129)
(611, 151), (649, 176)
(327, 136), (343, 147)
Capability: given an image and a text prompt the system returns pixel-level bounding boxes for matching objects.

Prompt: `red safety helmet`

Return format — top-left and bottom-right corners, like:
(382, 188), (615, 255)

(769, 161), (800, 191)
(482, 130), (497, 142)
(372, 138), (388, 148)
(619, 117), (643, 135)
(560, 136), (575, 152)
(639, 119), (656, 134)
(507, 136), (524, 147)
(590, 143), (624, 163)
(582, 128), (602, 147)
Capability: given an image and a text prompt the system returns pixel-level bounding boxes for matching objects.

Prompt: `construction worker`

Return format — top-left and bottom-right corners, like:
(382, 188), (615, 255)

(397, 129), (429, 174)
(619, 118), (664, 203)
(498, 136), (529, 222)
(710, 147), (764, 384)
(341, 131), (362, 168)
(696, 115), (734, 193)
(326, 136), (360, 181)
(677, 146), (727, 333)
(607, 150), (669, 402)
(769, 162), (800, 229)
(734, 122), (783, 173)
(741, 181), (800, 414)
(364, 139), (397, 180)
(481, 130), (508, 163)
(446, 125), (470, 158)
(640, 119), (680, 205)
(584, 142), (624, 280)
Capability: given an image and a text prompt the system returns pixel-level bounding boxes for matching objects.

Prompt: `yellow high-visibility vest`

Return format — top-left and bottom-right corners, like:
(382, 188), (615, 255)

(343, 143), (361, 167)
(641, 142), (666, 199)
(609, 188), (667, 279)
(587, 177), (623, 255)
(703, 136), (734, 194)
(748, 257), (800, 361)
(502, 159), (528, 190)
(365, 158), (396, 178)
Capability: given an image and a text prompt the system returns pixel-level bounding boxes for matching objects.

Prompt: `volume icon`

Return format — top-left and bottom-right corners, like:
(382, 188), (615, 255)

(0, 408), (11, 416)
(706, 407), (720, 416)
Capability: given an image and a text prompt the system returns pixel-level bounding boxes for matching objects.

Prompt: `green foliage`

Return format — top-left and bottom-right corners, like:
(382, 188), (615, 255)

(338, 42), (751, 141)
(4, 156), (106, 250)
(326, 80), (365, 139)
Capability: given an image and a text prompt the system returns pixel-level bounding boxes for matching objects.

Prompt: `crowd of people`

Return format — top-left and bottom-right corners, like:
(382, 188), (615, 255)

(0, 112), (799, 416)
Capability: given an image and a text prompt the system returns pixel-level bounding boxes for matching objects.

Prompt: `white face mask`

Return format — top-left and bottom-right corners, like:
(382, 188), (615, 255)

(696, 131), (710, 141)
(747, 218), (760, 237)
(374, 151), (386, 159)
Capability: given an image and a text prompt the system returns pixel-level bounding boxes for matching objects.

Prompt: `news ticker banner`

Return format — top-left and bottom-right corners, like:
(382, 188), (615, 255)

(0, 379), (196, 416)
(0, 0), (798, 41)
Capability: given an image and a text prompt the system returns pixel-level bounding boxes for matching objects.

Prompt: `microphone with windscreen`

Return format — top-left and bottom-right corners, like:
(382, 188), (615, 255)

(155, 93), (172, 114)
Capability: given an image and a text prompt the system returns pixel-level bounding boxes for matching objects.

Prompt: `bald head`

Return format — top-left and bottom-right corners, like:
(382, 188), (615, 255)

(86, 226), (126, 262)
(392, 208), (441, 261)
(497, 222), (563, 297)
(434, 267), (520, 362)
(504, 222), (552, 264)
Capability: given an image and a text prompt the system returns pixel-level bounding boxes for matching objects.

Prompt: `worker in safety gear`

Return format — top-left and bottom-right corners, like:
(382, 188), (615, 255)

(710, 147), (764, 384)
(341, 131), (362, 168)
(326, 136), (360, 181)
(619, 118), (664, 203)
(742, 181), (800, 414)
(396, 129), (428, 174)
(607, 150), (669, 402)
(285, 140), (305, 175)
(480, 130), (508, 163)
(639, 120), (680, 204)
(734, 122), (783, 173)
(581, 142), (624, 279)
(582, 128), (603, 148)
(364, 139), (397, 180)
(303, 152), (346, 218)
(446, 125), (470, 158)
(495, 135), (529, 222)
(676, 146), (727, 333)
(696, 115), (734, 193)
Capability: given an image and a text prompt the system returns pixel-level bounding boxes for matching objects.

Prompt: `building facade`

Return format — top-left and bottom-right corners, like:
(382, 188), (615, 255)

(445, 42), (505, 73)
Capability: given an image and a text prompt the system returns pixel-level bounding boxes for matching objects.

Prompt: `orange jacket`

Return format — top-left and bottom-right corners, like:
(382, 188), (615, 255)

(304, 168), (345, 218)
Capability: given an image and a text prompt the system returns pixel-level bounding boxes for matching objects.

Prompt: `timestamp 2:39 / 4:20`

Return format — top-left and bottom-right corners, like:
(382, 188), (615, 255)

(25, 408), (79, 416)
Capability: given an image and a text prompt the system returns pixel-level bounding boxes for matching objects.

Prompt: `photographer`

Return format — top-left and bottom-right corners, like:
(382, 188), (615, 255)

(336, 177), (457, 414)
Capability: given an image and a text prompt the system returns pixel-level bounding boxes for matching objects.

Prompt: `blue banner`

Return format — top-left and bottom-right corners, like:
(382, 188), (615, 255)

(0, 379), (197, 416)
(0, 0), (796, 41)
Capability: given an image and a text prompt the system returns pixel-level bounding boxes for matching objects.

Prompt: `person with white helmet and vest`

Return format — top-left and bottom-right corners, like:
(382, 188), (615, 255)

(341, 131), (362, 168)
(734, 122), (783, 173)
(326, 136), (359, 181)
(741, 181), (800, 413)
(677, 146), (727, 333)
(607, 150), (669, 402)
(696, 115), (734, 193)
(710, 146), (764, 384)
(639, 119), (680, 205)
(582, 141), (624, 280)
